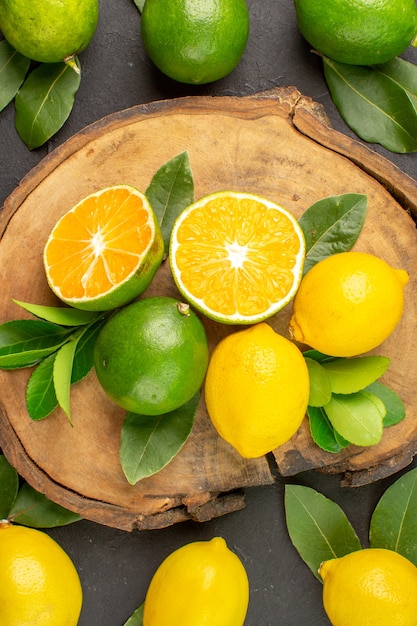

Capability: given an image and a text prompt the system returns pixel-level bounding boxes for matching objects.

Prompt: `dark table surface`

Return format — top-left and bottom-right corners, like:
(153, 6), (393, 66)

(1, 1), (417, 625)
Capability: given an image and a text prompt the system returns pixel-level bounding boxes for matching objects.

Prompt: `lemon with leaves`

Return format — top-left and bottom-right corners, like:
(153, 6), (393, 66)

(289, 251), (409, 357)
(0, 0), (99, 63)
(319, 548), (417, 626)
(0, 520), (82, 625)
(143, 537), (249, 626)
(205, 322), (309, 458)
(294, 0), (417, 66)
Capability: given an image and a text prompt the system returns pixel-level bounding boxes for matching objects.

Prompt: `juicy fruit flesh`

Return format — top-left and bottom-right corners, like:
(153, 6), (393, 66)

(143, 537), (249, 626)
(170, 192), (305, 323)
(44, 186), (160, 303)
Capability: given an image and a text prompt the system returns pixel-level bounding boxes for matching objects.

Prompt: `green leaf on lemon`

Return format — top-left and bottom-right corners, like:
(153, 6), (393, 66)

(26, 353), (58, 420)
(365, 381), (405, 427)
(369, 467), (417, 566)
(123, 604), (144, 625)
(307, 405), (347, 453)
(0, 455), (19, 519)
(8, 482), (82, 528)
(324, 391), (385, 446)
(0, 319), (72, 369)
(321, 356), (390, 395)
(120, 392), (199, 485)
(305, 357), (332, 407)
(299, 193), (367, 274)
(0, 40), (30, 112)
(145, 150), (194, 256)
(15, 58), (82, 150)
(13, 300), (99, 326)
(285, 484), (362, 580)
(322, 56), (417, 153)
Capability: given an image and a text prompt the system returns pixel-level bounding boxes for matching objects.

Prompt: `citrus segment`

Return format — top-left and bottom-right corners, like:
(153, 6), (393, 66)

(169, 191), (305, 324)
(44, 185), (164, 311)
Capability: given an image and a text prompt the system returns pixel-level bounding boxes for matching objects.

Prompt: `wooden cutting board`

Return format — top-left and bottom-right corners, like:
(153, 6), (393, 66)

(1, 87), (416, 531)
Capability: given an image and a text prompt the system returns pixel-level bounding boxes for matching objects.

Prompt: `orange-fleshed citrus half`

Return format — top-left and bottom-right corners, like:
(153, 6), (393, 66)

(169, 191), (305, 324)
(43, 185), (164, 311)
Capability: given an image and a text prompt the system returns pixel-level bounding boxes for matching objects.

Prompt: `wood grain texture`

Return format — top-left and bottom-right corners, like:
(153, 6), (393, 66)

(0, 88), (416, 529)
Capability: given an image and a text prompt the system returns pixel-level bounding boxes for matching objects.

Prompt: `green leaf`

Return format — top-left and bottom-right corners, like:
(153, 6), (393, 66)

(0, 319), (72, 369)
(71, 318), (106, 384)
(26, 353), (58, 420)
(303, 349), (334, 363)
(0, 455), (19, 518)
(146, 151), (194, 256)
(53, 331), (84, 425)
(365, 381), (406, 427)
(375, 57), (417, 110)
(370, 467), (417, 566)
(321, 356), (390, 395)
(305, 357), (332, 407)
(285, 484), (362, 580)
(8, 482), (82, 528)
(120, 392), (199, 485)
(13, 300), (99, 326)
(299, 193), (367, 274)
(324, 391), (385, 446)
(307, 405), (347, 453)
(132, 0), (145, 11)
(323, 56), (417, 153)
(0, 40), (30, 112)
(15, 58), (82, 150)
(124, 604), (144, 625)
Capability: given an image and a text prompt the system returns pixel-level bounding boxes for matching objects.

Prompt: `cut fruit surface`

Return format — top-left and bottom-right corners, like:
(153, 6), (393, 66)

(169, 191), (305, 324)
(43, 185), (164, 311)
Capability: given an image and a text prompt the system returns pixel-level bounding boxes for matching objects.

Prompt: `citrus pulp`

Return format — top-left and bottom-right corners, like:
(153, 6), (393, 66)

(0, 520), (82, 625)
(94, 296), (209, 415)
(141, 0), (250, 84)
(0, 0), (99, 63)
(43, 185), (164, 311)
(204, 322), (309, 458)
(319, 548), (417, 626)
(143, 537), (249, 626)
(170, 191), (305, 324)
(289, 251), (409, 357)
(294, 0), (417, 66)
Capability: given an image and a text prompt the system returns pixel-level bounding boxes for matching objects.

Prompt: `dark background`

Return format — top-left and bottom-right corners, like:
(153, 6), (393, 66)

(1, 1), (417, 624)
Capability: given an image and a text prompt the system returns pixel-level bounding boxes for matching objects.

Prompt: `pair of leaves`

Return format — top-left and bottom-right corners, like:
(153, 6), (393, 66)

(0, 39), (81, 149)
(305, 352), (405, 452)
(0, 454), (81, 527)
(285, 466), (417, 580)
(323, 55), (417, 153)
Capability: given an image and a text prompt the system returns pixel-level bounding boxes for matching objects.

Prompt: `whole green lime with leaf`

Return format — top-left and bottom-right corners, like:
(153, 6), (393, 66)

(94, 296), (209, 415)
(140, 0), (250, 84)
(294, 0), (417, 65)
(0, 0), (99, 63)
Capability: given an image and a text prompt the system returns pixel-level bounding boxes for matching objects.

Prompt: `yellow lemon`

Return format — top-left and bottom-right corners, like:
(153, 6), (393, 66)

(319, 548), (417, 626)
(289, 251), (409, 357)
(142, 537), (249, 626)
(204, 322), (309, 458)
(0, 520), (82, 625)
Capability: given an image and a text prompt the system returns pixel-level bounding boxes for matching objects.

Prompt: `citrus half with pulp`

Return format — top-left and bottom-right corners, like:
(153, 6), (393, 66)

(0, 0), (99, 63)
(294, 0), (417, 66)
(0, 520), (82, 625)
(319, 548), (417, 626)
(169, 191), (305, 324)
(141, 0), (250, 84)
(143, 537), (249, 626)
(94, 296), (209, 415)
(289, 251), (409, 357)
(43, 185), (164, 311)
(205, 322), (310, 458)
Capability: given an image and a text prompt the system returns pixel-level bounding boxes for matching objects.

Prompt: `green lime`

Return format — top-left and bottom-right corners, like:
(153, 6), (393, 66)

(294, 0), (417, 66)
(140, 0), (250, 85)
(94, 296), (209, 415)
(0, 0), (99, 63)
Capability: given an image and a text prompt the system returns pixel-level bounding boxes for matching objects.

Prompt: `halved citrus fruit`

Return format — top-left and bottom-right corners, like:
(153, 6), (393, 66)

(43, 185), (164, 311)
(169, 191), (305, 324)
